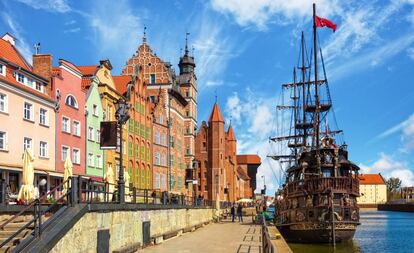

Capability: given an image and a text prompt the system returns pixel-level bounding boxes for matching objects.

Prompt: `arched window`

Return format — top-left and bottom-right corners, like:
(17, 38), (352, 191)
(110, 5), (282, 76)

(65, 95), (78, 108)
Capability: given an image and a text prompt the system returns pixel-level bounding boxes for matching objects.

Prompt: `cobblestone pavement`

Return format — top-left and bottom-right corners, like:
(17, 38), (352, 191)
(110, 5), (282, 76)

(141, 218), (262, 253)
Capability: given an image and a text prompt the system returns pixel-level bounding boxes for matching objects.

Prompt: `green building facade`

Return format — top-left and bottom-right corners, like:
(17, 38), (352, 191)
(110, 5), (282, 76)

(85, 79), (105, 178)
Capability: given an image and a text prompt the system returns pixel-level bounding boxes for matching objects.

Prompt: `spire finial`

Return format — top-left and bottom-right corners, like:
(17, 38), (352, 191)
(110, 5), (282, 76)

(192, 46), (195, 57)
(185, 32), (190, 55)
(214, 89), (217, 103)
(34, 42), (40, 55)
(229, 116), (232, 126)
(143, 26), (147, 43)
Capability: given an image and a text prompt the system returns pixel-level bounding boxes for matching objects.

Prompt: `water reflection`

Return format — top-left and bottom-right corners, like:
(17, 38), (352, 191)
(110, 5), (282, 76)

(288, 210), (414, 253)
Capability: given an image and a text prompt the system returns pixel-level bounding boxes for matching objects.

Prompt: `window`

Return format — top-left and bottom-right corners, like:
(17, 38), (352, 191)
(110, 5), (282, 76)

(65, 95), (78, 108)
(96, 129), (100, 142)
(0, 131), (7, 150)
(135, 121), (139, 135)
(35, 82), (43, 92)
(62, 117), (70, 133)
(170, 154), (174, 166)
(155, 173), (160, 189)
(150, 74), (156, 84)
(16, 73), (24, 84)
(129, 119), (134, 132)
(96, 155), (102, 168)
(26, 78), (34, 88)
(72, 148), (80, 164)
(159, 115), (163, 124)
(23, 137), (32, 151)
(23, 102), (33, 121)
(88, 127), (94, 140)
(39, 141), (48, 158)
(92, 104), (98, 116)
(186, 111), (190, 117)
(0, 63), (5, 76)
(149, 96), (155, 103)
(88, 153), (94, 167)
(185, 91), (189, 97)
(0, 93), (7, 113)
(155, 152), (160, 165)
(62, 146), (69, 161)
(155, 131), (160, 144)
(161, 134), (166, 146)
(178, 177), (182, 191)
(161, 154), (166, 166)
(40, 108), (47, 125)
(170, 136), (174, 148)
(73, 121), (80, 136)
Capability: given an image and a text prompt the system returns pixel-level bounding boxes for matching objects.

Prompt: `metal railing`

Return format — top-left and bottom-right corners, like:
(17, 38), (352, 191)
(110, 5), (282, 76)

(0, 178), (71, 250)
(262, 214), (274, 253)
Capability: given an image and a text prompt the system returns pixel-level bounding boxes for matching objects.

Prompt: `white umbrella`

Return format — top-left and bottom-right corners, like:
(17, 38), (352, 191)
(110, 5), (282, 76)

(18, 149), (35, 203)
(62, 156), (73, 196)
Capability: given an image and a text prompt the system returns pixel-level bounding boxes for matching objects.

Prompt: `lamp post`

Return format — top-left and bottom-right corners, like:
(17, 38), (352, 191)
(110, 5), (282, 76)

(261, 175), (266, 195)
(115, 98), (130, 204)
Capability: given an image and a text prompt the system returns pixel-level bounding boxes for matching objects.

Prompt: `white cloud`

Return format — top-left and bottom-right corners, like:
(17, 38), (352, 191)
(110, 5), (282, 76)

(0, 12), (32, 64)
(210, 0), (339, 30)
(225, 92), (241, 122)
(375, 113), (414, 152)
(360, 153), (414, 186)
(205, 80), (224, 87)
(64, 27), (80, 33)
(407, 47), (414, 60)
(87, 0), (142, 70)
(14, 0), (71, 13)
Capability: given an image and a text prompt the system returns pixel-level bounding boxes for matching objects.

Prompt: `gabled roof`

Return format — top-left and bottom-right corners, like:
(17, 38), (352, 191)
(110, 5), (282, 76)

(227, 124), (236, 141)
(237, 155), (261, 165)
(113, 75), (132, 95)
(77, 65), (99, 76)
(0, 36), (53, 102)
(359, 174), (386, 185)
(208, 102), (224, 122)
(0, 35), (31, 71)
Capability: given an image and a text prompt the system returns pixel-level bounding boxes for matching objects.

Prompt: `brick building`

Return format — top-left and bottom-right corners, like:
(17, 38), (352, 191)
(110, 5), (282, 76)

(194, 102), (260, 202)
(236, 154), (261, 199)
(121, 32), (192, 194)
(113, 67), (153, 190)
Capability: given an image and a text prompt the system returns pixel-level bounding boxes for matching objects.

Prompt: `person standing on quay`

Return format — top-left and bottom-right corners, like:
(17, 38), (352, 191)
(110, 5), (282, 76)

(237, 204), (243, 222)
(231, 204), (236, 222)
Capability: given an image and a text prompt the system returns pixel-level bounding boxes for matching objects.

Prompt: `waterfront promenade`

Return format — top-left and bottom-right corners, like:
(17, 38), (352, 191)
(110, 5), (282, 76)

(142, 218), (261, 253)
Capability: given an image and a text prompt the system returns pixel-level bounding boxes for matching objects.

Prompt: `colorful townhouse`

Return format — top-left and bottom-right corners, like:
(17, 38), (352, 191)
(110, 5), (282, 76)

(85, 60), (128, 183)
(78, 65), (105, 179)
(0, 33), (56, 194)
(122, 33), (189, 194)
(33, 56), (87, 178)
(114, 68), (153, 190)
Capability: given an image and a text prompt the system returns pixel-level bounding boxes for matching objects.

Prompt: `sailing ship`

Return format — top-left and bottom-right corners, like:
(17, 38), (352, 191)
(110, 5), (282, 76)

(270, 4), (360, 243)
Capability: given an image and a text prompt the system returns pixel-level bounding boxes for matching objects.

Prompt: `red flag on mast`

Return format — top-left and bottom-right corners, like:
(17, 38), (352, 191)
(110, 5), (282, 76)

(315, 16), (337, 32)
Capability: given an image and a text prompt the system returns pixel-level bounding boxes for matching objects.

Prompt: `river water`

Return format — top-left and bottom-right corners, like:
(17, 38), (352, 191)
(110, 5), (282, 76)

(288, 210), (414, 253)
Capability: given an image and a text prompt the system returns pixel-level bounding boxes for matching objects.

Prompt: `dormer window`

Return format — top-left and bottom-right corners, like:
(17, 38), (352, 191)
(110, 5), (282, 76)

(0, 63), (5, 76)
(16, 73), (24, 84)
(65, 95), (78, 109)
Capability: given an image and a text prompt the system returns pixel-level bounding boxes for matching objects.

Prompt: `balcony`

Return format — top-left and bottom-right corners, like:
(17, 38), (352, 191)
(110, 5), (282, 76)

(286, 177), (359, 196)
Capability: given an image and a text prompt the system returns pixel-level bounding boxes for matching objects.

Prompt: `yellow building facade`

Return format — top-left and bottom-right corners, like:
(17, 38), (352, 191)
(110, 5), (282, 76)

(357, 174), (387, 206)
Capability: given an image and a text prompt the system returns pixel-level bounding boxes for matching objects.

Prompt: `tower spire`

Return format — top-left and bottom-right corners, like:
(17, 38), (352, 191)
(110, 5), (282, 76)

(185, 32), (190, 55)
(143, 26), (147, 44)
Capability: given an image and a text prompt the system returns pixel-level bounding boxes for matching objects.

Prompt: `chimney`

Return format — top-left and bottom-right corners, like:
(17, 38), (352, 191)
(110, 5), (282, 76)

(2, 33), (16, 45)
(32, 54), (52, 80)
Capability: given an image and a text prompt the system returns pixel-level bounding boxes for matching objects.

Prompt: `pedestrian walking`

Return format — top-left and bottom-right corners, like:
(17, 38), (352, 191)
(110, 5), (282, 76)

(237, 204), (243, 222)
(230, 204), (236, 222)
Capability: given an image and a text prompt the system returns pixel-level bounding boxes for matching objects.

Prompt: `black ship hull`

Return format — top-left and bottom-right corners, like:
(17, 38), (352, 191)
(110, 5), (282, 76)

(277, 223), (356, 243)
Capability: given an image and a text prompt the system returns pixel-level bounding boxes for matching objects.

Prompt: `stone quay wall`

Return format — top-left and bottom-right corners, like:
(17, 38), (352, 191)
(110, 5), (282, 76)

(49, 208), (216, 253)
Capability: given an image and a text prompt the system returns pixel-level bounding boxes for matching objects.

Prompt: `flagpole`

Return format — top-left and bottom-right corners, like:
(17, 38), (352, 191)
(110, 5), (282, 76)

(313, 3), (320, 151)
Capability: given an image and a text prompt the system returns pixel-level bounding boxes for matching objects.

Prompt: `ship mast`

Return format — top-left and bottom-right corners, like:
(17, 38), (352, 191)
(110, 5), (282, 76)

(293, 67), (298, 159)
(300, 31), (307, 147)
(313, 3), (320, 150)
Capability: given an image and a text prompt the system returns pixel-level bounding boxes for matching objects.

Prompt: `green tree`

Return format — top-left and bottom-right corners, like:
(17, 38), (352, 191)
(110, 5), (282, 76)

(386, 177), (402, 201)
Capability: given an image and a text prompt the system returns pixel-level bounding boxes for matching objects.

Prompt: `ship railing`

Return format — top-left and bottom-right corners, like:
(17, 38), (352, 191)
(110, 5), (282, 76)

(287, 177), (359, 195)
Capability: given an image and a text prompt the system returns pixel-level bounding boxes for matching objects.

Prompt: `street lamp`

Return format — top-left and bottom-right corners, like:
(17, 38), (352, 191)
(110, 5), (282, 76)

(261, 175), (266, 195)
(115, 97), (130, 204)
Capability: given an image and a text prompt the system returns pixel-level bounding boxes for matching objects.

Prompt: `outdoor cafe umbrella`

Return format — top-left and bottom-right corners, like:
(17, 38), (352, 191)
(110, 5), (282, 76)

(17, 149), (35, 203)
(62, 156), (73, 196)
(105, 164), (115, 194)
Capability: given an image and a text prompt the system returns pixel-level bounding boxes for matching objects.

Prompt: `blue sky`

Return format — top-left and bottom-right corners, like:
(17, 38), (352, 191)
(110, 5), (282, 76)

(1, 0), (414, 195)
